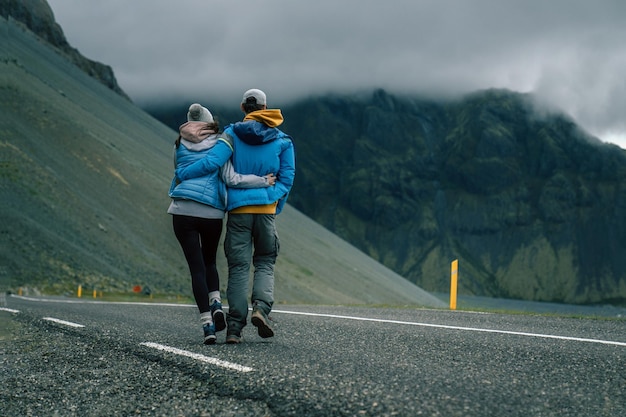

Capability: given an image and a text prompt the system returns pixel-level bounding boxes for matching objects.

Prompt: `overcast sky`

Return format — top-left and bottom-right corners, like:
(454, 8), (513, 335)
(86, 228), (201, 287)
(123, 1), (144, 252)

(47, 0), (626, 148)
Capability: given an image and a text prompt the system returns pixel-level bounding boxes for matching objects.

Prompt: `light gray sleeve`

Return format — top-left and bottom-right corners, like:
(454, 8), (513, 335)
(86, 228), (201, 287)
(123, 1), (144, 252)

(220, 159), (269, 188)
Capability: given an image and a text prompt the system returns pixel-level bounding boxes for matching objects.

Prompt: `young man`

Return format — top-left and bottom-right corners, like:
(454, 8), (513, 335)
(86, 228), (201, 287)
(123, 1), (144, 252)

(175, 89), (296, 343)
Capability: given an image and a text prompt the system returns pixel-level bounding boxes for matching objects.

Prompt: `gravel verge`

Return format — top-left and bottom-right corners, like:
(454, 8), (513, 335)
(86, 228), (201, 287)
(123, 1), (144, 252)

(0, 311), (272, 417)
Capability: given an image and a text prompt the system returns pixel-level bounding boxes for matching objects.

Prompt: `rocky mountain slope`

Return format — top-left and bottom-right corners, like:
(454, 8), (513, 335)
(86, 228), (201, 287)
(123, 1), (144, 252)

(0, 0), (129, 99)
(279, 90), (626, 305)
(0, 10), (444, 308)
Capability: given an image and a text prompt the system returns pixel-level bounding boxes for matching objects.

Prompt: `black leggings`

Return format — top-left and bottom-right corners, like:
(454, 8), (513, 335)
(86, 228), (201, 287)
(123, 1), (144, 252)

(172, 215), (223, 313)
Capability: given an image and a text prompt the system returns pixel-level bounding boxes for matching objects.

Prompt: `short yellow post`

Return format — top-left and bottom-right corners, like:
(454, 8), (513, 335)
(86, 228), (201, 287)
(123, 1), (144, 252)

(93, 289), (97, 299)
(450, 259), (458, 310)
(18, 287), (23, 296)
(77, 285), (82, 298)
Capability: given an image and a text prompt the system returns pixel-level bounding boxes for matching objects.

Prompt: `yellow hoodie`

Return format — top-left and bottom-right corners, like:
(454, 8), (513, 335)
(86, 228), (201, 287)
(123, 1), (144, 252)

(243, 109), (284, 128)
(230, 109), (285, 215)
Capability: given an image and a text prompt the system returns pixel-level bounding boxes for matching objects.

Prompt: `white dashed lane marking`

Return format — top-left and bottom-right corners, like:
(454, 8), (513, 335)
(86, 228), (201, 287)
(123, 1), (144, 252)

(140, 342), (254, 373)
(43, 317), (86, 328)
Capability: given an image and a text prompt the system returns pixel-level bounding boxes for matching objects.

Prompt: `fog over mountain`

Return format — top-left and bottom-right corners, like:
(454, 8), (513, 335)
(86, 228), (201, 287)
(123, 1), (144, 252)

(46, 0), (626, 148)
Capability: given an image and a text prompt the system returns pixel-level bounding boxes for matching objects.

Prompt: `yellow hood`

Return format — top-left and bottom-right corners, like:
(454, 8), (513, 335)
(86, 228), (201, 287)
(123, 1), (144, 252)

(243, 109), (284, 128)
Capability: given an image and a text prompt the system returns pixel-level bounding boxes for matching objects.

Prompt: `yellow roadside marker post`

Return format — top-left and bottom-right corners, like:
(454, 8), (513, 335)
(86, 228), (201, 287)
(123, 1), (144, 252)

(450, 259), (458, 310)
(77, 284), (82, 298)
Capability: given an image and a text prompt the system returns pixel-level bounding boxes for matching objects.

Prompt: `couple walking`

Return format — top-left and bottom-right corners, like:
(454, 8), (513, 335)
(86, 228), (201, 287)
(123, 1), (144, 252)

(168, 89), (296, 344)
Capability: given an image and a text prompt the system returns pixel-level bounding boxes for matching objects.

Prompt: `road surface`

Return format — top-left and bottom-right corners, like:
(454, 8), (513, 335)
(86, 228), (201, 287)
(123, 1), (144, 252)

(1, 295), (624, 416)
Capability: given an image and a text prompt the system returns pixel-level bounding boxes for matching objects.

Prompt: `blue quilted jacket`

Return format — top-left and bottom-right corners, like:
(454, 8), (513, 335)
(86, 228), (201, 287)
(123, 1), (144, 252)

(176, 114), (295, 214)
(168, 136), (227, 210)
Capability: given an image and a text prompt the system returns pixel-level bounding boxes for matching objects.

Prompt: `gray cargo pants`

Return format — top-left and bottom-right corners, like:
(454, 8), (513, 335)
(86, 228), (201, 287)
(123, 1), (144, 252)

(224, 213), (279, 332)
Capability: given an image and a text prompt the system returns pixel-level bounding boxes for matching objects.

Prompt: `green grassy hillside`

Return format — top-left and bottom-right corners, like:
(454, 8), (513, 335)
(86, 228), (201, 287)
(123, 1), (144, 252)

(0, 16), (445, 308)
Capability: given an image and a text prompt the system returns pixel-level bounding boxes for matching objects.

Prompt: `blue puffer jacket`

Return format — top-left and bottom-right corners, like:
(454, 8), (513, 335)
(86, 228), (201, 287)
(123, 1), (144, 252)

(168, 138), (227, 210)
(176, 112), (295, 214)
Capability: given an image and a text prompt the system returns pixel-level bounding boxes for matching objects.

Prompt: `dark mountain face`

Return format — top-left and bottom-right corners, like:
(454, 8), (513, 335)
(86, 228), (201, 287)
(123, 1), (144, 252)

(149, 89), (626, 306)
(279, 89), (626, 305)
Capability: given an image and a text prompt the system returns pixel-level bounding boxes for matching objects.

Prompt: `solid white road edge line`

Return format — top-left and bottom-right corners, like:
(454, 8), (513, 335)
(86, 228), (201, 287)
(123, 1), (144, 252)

(15, 295), (194, 308)
(140, 342), (254, 373)
(15, 296), (624, 348)
(43, 317), (85, 328)
(0, 307), (20, 313)
(272, 309), (626, 347)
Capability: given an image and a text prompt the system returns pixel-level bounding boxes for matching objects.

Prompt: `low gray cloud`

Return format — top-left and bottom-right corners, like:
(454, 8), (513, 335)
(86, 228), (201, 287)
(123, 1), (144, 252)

(48, 0), (626, 146)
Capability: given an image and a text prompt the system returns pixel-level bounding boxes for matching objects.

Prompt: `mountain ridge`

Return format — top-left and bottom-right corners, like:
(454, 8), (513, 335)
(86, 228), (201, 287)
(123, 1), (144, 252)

(0, 0), (129, 99)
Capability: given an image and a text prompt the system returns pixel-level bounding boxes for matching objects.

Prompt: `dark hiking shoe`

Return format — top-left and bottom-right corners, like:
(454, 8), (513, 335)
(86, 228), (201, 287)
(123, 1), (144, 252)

(203, 323), (216, 345)
(226, 331), (242, 344)
(210, 301), (226, 332)
(251, 306), (274, 338)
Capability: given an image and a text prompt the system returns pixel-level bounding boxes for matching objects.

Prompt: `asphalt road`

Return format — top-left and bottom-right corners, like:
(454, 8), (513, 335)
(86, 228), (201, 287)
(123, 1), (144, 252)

(1, 295), (625, 416)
